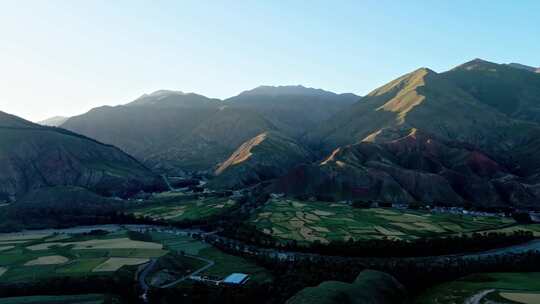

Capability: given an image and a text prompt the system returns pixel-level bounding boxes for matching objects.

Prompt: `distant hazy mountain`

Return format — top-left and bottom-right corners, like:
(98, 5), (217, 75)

(507, 62), (539, 73)
(227, 85), (359, 137)
(209, 131), (313, 189)
(127, 90), (221, 108)
(62, 87), (358, 173)
(0, 111), (164, 201)
(444, 59), (540, 123)
(38, 116), (69, 127)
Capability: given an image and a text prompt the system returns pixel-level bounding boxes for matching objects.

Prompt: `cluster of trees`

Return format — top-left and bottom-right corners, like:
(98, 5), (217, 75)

(0, 209), (130, 232)
(299, 231), (534, 257)
(220, 221), (534, 257)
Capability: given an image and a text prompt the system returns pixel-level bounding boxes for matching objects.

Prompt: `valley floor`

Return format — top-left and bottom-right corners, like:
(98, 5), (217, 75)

(251, 198), (517, 244)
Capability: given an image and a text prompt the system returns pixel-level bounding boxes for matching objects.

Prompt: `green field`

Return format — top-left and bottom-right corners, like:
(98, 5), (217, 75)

(149, 232), (272, 283)
(149, 232), (211, 255)
(0, 294), (107, 304)
(0, 230), (167, 282)
(128, 195), (236, 222)
(415, 272), (540, 304)
(251, 199), (515, 243)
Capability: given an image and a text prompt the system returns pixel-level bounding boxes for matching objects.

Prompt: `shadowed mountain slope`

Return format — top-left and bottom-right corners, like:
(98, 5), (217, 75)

(0, 111), (164, 200)
(443, 59), (540, 123)
(507, 62), (540, 73)
(226, 85), (359, 137)
(62, 87), (357, 173)
(274, 129), (540, 207)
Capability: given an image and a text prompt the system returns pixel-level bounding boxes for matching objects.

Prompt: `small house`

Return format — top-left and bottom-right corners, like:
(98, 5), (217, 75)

(222, 273), (249, 285)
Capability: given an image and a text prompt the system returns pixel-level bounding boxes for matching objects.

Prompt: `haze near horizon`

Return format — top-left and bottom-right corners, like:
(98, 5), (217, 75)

(1, 0), (539, 121)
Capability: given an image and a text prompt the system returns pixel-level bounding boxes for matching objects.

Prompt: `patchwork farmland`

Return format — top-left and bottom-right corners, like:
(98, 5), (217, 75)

(128, 195), (237, 223)
(251, 199), (515, 244)
(0, 229), (167, 282)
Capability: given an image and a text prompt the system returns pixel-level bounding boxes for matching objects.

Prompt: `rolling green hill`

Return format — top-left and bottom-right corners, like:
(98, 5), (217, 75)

(286, 270), (406, 304)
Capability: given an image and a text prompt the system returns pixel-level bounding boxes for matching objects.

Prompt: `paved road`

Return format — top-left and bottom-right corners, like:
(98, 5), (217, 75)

(137, 259), (157, 303)
(464, 289), (495, 304)
(160, 255), (215, 288)
(136, 253), (215, 302)
(161, 175), (174, 191)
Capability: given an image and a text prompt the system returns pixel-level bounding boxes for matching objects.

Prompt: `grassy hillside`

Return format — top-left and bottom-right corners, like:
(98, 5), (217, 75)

(309, 67), (532, 156)
(274, 128), (540, 206)
(62, 87), (356, 173)
(443, 59), (540, 123)
(286, 270), (406, 304)
(0, 111), (164, 200)
(62, 101), (276, 173)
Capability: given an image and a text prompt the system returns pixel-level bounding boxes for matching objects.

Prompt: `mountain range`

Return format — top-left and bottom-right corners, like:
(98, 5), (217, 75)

(7, 58), (540, 208)
(60, 86), (359, 174)
(289, 60), (540, 206)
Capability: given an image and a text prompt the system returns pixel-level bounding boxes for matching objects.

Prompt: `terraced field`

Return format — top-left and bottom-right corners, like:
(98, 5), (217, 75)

(128, 195), (237, 223)
(251, 199), (515, 243)
(415, 272), (540, 304)
(0, 230), (167, 282)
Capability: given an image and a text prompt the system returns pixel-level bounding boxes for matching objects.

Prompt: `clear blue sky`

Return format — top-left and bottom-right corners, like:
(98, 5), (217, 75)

(1, 0), (539, 121)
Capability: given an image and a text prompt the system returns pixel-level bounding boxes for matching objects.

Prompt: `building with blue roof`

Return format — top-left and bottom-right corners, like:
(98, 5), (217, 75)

(222, 273), (249, 285)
